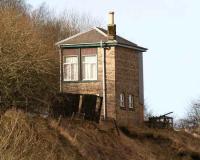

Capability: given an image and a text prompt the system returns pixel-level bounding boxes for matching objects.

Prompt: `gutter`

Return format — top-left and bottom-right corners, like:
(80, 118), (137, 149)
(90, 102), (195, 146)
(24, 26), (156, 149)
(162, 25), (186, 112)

(59, 42), (147, 52)
(117, 43), (147, 52)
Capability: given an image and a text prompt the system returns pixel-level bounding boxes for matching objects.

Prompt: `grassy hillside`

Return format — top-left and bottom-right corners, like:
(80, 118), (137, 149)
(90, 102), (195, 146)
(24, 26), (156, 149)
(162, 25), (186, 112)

(0, 109), (199, 160)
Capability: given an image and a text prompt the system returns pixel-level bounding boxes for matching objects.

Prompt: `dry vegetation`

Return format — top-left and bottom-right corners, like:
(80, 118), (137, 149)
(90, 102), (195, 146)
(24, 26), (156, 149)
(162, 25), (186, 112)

(0, 109), (85, 160)
(176, 100), (200, 136)
(1, 1), (200, 160)
(0, 0), (100, 109)
(0, 109), (200, 160)
(53, 119), (200, 160)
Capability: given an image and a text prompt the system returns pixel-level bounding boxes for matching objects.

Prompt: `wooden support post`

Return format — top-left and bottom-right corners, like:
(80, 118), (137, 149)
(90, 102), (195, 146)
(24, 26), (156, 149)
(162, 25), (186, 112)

(78, 95), (83, 114)
(57, 115), (62, 127)
(113, 119), (120, 136)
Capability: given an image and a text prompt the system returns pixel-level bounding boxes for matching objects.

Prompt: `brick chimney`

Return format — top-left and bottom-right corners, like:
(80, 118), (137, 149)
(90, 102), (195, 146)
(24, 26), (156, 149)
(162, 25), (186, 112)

(107, 11), (116, 40)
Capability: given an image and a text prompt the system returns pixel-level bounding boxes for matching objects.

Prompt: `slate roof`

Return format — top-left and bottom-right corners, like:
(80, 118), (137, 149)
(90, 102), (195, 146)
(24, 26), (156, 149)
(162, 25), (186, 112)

(56, 27), (147, 51)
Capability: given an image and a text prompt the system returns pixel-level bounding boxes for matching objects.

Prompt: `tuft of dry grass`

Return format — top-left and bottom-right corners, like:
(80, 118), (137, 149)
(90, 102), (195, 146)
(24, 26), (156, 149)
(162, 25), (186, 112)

(0, 109), (85, 160)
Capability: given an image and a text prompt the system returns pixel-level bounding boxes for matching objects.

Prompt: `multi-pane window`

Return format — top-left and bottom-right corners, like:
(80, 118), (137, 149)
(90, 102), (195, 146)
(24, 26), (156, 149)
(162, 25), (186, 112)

(82, 55), (97, 80)
(120, 93), (125, 108)
(128, 95), (134, 109)
(63, 56), (78, 81)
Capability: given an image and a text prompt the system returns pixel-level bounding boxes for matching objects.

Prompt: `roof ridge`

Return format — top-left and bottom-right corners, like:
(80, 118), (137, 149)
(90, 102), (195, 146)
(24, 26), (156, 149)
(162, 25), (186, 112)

(93, 27), (108, 37)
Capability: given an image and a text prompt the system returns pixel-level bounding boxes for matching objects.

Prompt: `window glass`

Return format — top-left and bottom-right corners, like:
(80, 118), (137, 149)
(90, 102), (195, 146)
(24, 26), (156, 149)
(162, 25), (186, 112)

(120, 93), (125, 108)
(82, 55), (97, 80)
(63, 56), (78, 81)
(128, 95), (134, 109)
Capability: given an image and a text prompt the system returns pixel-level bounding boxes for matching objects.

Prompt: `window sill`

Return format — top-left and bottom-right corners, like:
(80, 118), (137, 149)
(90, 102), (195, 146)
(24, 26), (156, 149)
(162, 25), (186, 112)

(63, 80), (79, 83)
(81, 80), (98, 82)
(120, 107), (126, 110)
(119, 107), (135, 111)
(128, 108), (135, 111)
(63, 80), (99, 83)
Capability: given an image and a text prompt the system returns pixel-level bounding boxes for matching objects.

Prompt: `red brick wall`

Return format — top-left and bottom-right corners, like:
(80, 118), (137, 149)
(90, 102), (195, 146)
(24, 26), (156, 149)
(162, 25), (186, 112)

(115, 46), (144, 127)
(61, 46), (144, 127)
(105, 47), (116, 118)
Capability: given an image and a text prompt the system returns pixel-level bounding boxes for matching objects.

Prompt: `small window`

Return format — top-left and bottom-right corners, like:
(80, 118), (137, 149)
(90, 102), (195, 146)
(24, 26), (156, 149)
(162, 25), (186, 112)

(82, 55), (97, 80)
(120, 93), (125, 108)
(128, 95), (134, 109)
(63, 56), (78, 81)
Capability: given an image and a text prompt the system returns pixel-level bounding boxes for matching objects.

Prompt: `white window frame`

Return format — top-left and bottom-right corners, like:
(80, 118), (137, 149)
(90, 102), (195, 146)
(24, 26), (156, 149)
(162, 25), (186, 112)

(81, 55), (97, 81)
(120, 93), (125, 108)
(63, 56), (78, 81)
(128, 94), (134, 109)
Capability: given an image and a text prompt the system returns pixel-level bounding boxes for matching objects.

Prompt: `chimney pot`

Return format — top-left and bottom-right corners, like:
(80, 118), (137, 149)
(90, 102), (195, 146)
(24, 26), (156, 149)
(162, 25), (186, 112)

(108, 11), (114, 25)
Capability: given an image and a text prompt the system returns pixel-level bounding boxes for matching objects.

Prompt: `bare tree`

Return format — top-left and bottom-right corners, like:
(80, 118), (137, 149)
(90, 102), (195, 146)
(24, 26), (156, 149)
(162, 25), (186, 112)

(0, 0), (101, 110)
(176, 99), (200, 134)
(187, 101), (200, 128)
(31, 3), (101, 43)
(0, 6), (57, 106)
(144, 102), (153, 120)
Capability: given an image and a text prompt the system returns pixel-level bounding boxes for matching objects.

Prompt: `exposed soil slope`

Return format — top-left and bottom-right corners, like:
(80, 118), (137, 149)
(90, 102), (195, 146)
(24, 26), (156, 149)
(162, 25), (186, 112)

(0, 109), (199, 160)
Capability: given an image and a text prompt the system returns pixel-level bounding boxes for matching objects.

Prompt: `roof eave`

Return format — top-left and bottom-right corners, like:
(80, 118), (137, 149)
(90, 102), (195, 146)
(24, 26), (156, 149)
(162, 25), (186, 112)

(116, 43), (148, 52)
(58, 42), (147, 52)
(59, 42), (105, 49)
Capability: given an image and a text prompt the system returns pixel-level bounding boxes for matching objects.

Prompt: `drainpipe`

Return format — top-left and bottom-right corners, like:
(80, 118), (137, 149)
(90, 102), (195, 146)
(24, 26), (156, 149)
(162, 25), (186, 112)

(101, 41), (107, 120)
(59, 47), (62, 92)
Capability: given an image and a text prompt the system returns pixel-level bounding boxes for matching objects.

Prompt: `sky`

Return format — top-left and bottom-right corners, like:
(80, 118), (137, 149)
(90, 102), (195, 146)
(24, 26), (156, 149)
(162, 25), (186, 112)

(28, 0), (200, 118)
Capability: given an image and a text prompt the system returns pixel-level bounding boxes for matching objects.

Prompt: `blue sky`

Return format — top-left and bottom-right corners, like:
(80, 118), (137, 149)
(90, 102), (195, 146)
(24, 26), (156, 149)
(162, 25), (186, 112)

(28, 0), (200, 118)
